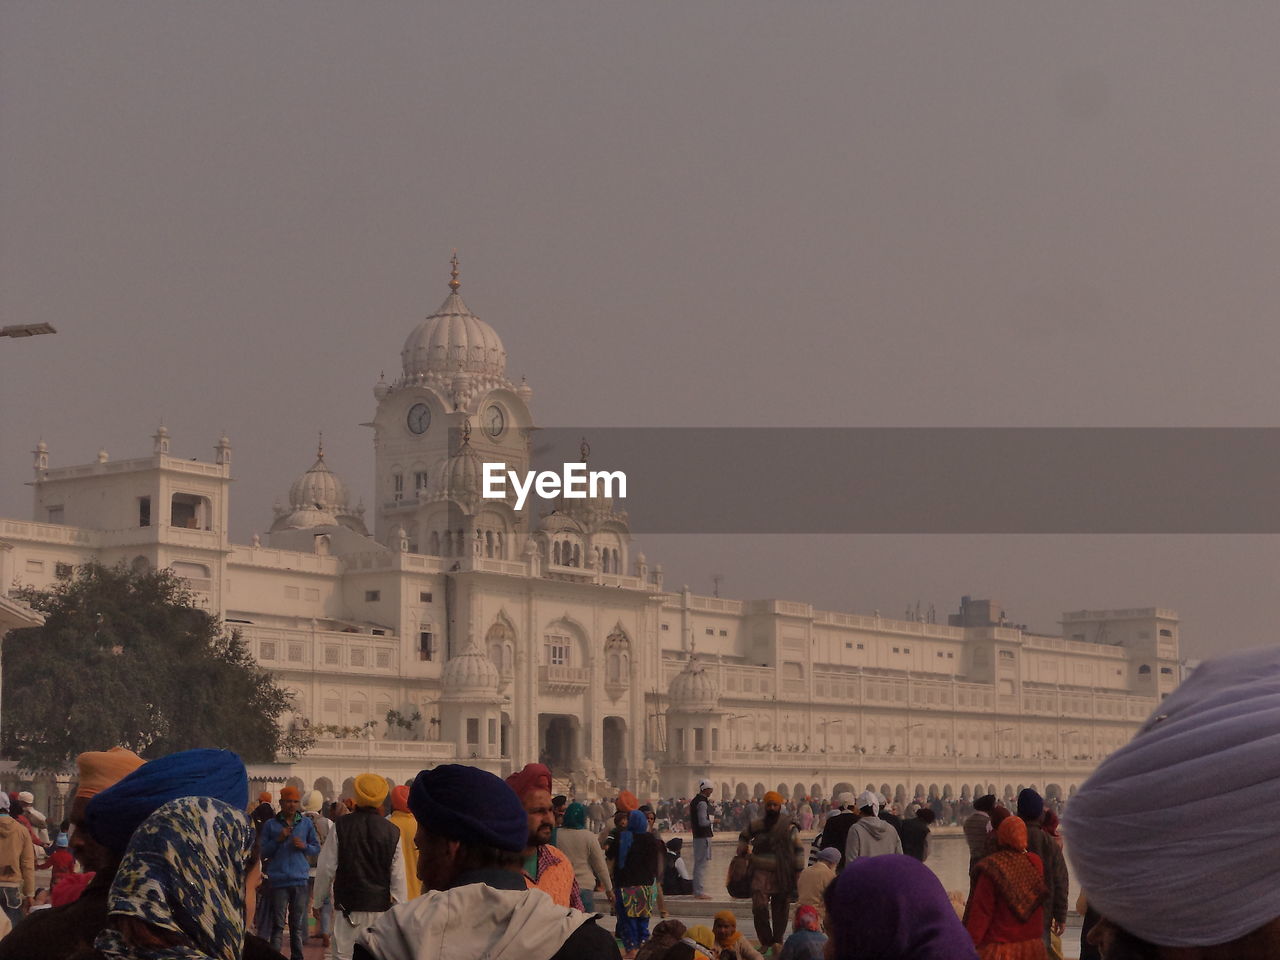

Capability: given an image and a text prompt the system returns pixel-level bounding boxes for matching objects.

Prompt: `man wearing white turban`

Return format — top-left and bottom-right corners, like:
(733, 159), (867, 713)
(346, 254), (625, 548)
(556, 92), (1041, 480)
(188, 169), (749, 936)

(1066, 646), (1280, 958)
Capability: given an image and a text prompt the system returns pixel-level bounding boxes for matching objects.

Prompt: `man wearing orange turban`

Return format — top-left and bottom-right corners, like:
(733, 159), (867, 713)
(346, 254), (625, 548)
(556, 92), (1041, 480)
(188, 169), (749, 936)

(388, 785), (420, 899)
(0, 747), (144, 960)
(504, 763), (584, 911)
(736, 790), (804, 954)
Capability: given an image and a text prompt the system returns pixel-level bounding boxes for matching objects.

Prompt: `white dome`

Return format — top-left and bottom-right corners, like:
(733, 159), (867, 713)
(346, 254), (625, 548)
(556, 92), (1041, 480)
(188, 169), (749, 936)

(273, 504), (340, 531)
(668, 658), (720, 711)
(442, 641), (500, 693)
(401, 290), (506, 381)
(271, 443), (368, 535)
(433, 437), (485, 509)
(289, 448), (351, 514)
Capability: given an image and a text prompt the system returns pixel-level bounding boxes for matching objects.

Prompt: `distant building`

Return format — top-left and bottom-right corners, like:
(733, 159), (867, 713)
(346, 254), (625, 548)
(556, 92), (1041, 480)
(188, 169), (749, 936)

(0, 264), (1180, 808)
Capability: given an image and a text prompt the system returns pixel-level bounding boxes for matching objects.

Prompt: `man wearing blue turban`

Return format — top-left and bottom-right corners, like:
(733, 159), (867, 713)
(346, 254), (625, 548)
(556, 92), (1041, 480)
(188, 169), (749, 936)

(355, 765), (620, 960)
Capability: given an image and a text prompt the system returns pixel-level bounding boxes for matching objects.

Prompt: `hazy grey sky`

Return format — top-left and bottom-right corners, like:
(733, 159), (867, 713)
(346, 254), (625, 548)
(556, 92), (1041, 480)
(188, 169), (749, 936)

(4, 2), (1280, 658)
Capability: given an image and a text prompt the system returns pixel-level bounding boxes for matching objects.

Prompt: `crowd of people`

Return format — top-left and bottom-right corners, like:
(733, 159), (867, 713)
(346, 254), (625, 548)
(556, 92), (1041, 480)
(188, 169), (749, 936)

(1, 645), (1279, 958)
(628, 791), (1069, 838)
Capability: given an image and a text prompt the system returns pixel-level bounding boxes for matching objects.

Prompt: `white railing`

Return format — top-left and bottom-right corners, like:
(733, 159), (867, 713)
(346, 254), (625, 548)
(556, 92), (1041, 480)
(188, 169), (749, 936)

(539, 665), (591, 686)
(0, 519), (94, 545)
(307, 738), (457, 759)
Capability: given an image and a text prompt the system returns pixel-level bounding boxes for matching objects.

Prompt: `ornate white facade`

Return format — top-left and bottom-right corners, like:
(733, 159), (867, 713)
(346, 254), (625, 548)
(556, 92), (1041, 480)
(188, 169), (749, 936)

(0, 265), (1181, 806)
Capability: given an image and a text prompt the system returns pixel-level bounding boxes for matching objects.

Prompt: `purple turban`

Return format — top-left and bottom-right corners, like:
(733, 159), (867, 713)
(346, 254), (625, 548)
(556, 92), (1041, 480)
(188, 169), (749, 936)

(824, 854), (977, 960)
(1067, 645), (1280, 947)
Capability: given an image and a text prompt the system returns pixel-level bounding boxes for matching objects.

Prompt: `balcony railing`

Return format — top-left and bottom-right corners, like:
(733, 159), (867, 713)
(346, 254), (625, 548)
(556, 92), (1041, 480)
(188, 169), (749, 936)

(307, 738), (458, 759)
(539, 665), (592, 691)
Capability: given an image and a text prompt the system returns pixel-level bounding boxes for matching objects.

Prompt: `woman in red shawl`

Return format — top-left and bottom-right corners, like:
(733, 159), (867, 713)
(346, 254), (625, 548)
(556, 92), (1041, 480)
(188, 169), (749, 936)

(965, 816), (1049, 960)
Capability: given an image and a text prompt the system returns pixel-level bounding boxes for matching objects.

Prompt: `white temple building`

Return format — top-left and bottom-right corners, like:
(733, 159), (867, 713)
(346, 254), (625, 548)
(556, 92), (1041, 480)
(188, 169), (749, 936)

(0, 259), (1181, 806)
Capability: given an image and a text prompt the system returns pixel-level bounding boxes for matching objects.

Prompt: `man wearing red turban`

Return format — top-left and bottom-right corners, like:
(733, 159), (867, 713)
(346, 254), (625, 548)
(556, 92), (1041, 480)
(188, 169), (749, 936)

(504, 764), (584, 911)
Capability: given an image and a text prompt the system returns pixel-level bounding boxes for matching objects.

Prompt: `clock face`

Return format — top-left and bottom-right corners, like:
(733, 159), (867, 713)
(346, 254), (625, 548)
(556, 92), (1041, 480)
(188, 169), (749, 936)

(484, 404), (505, 438)
(406, 402), (431, 435)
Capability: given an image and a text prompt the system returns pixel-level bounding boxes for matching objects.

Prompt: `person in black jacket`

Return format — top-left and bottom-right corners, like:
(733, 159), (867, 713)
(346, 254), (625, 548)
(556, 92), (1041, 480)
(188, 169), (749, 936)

(606, 811), (664, 959)
(688, 779), (715, 899)
(814, 793), (858, 872)
(354, 765), (619, 960)
(661, 838), (693, 895)
(898, 808), (934, 862)
(313, 774), (405, 960)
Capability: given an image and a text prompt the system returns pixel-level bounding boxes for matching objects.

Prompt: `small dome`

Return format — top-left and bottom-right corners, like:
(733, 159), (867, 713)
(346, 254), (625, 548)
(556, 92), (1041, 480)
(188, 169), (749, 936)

(442, 641), (500, 694)
(273, 504), (341, 531)
(433, 437), (485, 509)
(271, 441), (368, 535)
(401, 290), (506, 381)
(539, 511), (585, 535)
(668, 658), (719, 711)
(289, 448), (351, 515)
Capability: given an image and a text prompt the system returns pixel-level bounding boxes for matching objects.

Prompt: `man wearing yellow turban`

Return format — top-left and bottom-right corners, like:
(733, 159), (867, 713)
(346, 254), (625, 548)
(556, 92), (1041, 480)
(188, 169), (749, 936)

(313, 773), (406, 960)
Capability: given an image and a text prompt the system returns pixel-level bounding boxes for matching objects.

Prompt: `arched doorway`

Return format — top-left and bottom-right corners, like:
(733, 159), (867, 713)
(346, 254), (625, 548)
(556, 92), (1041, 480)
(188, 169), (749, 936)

(603, 717), (627, 786)
(312, 776), (334, 801)
(539, 714), (580, 775)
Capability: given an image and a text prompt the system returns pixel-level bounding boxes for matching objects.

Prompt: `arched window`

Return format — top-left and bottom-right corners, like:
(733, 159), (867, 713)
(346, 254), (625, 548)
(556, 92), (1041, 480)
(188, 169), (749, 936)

(1138, 664), (1152, 675)
(572, 543), (581, 566)
(552, 542), (561, 565)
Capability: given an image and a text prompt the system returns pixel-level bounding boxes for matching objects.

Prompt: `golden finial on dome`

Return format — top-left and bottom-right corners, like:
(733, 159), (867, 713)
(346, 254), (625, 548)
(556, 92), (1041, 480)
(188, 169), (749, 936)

(449, 251), (460, 292)
(317, 431), (325, 460)
(580, 437), (591, 462)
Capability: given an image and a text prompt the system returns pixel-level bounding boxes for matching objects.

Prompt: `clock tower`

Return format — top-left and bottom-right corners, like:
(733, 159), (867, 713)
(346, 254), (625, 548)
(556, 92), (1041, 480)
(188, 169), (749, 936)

(367, 256), (534, 557)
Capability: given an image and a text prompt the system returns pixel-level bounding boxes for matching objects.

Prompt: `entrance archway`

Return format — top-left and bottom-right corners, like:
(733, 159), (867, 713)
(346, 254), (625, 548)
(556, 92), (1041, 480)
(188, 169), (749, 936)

(539, 714), (580, 775)
(603, 716), (627, 785)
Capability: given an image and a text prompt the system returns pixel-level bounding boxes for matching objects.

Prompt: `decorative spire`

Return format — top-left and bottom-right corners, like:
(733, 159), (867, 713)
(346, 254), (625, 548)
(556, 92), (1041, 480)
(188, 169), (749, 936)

(449, 251), (460, 292)
(316, 431), (325, 460)
(460, 418), (472, 449)
(580, 437), (591, 462)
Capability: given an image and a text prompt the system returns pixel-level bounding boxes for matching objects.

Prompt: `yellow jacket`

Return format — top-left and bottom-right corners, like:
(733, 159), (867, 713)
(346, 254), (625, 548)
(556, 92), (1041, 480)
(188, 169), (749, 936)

(389, 809), (420, 899)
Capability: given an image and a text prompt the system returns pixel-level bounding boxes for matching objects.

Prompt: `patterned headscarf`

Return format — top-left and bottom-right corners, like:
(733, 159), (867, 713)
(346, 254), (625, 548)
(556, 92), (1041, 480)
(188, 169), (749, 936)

(617, 808), (649, 870)
(967, 817), (1045, 927)
(95, 796), (253, 960)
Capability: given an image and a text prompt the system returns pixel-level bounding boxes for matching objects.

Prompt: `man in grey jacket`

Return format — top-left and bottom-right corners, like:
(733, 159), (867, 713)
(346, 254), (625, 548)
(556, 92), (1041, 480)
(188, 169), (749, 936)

(689, 779), (715, 899)
(844, 791), (903, 864)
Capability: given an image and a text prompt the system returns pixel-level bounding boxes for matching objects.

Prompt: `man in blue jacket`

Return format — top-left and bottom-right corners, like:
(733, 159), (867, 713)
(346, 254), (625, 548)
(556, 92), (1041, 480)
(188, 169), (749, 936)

(260, 785), (321, 960)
